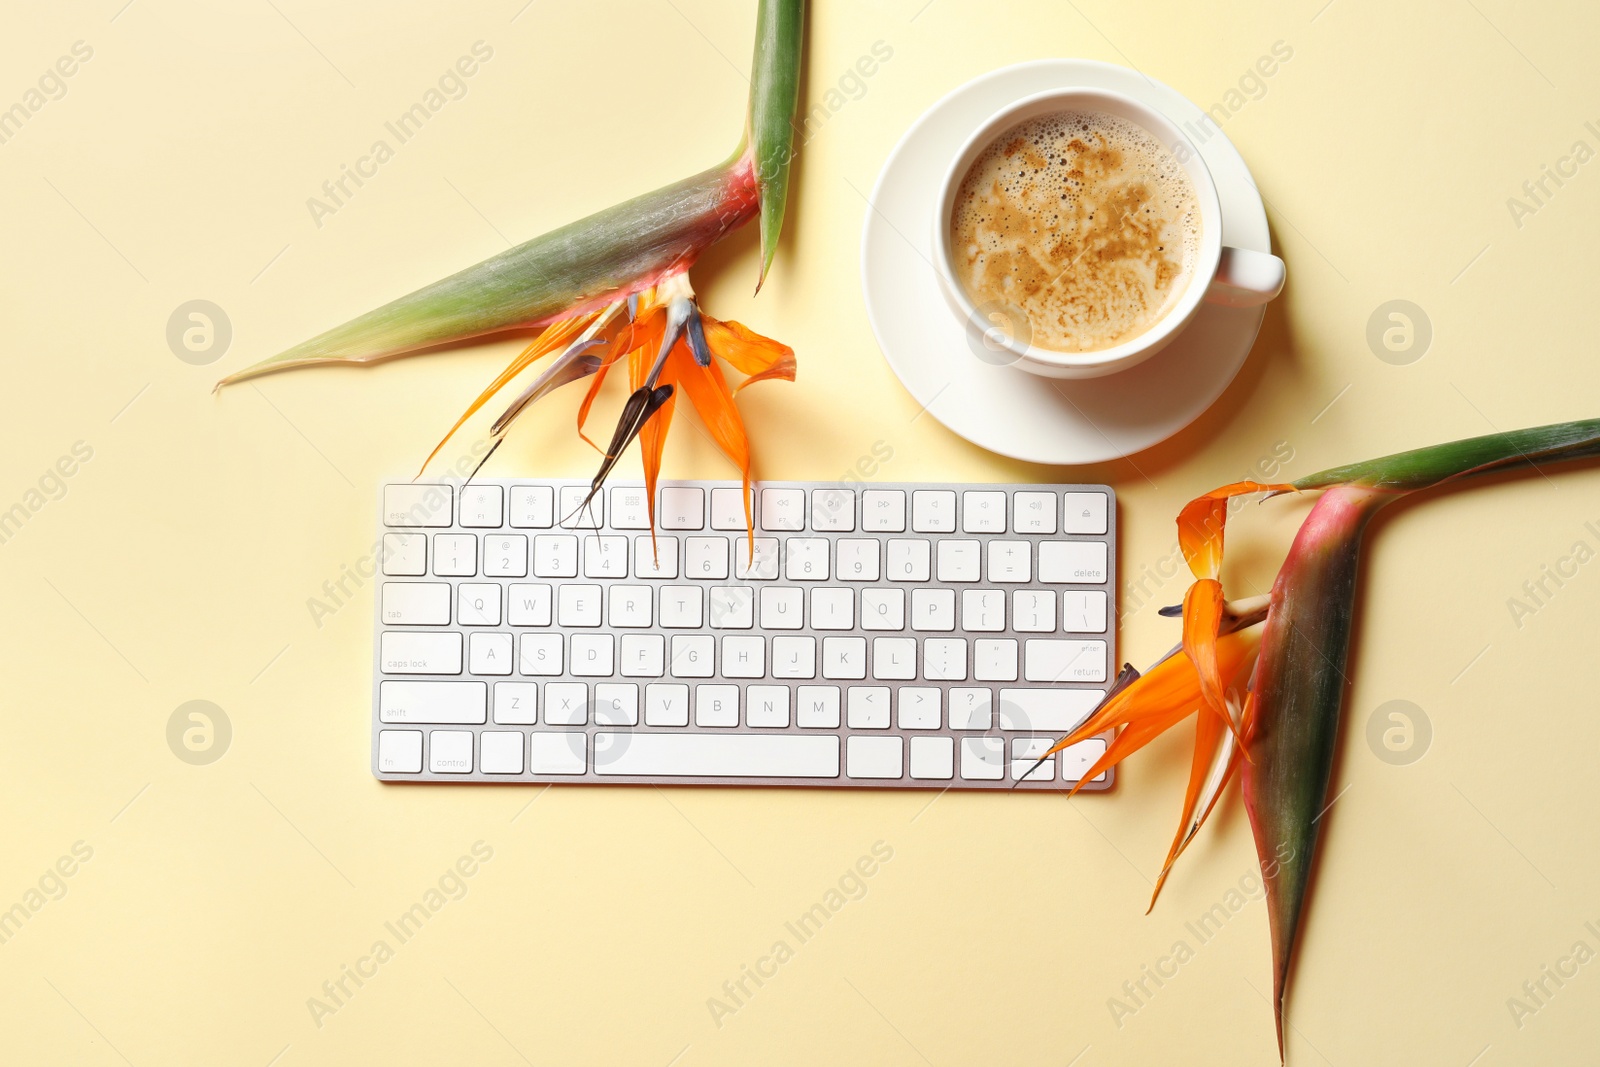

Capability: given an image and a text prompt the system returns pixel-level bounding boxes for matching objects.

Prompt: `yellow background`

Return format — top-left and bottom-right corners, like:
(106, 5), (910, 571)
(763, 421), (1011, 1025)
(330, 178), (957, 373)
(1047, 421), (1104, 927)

(4, 0), (1598, 1063)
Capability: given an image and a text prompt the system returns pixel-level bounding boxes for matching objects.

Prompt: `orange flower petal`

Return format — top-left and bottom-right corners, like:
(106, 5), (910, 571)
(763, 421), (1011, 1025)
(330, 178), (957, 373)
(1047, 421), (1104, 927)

(1181, 577), (1245, 751)
(668, 344), (756, 548)
(1176, 480), (1294, 580)
(703, 317), (796, 386)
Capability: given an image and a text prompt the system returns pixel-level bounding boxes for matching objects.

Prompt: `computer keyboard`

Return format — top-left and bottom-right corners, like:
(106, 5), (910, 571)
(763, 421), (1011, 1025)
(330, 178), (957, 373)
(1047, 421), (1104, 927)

(372, 479), (1116, 791)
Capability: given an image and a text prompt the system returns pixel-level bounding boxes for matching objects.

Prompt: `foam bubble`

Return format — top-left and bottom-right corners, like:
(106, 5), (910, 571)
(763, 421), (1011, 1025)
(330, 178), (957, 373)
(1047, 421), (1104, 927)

(950, 110), (1200, 353)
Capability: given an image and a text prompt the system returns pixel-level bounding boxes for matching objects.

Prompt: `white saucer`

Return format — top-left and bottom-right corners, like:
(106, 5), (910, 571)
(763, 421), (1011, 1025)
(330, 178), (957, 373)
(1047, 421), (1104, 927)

(860, 60), (1274, 465)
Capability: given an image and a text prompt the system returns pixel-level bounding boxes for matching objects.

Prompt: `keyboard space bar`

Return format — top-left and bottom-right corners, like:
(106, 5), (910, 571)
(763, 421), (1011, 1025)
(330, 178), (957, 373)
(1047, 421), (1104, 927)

(593, 734), (840, 778)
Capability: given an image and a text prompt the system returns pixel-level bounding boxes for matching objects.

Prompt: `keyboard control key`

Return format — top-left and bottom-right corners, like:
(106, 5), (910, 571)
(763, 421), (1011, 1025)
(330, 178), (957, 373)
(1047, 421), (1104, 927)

(378, 729), (424, 773)
(847, 736), (903, 779)
(384, 484), (452, 527)
(429, 730), (474, 773)
(1063, 492), (1109, 535)
(760, 488), (806, 531)
(911, 490), (956, 532)
(861, 490), (906, 532)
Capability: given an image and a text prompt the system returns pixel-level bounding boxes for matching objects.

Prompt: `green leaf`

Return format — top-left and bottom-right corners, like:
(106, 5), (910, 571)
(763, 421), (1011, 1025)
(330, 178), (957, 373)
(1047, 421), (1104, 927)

(1293, 416), (1600, 492)
(746, 0), (805, 291)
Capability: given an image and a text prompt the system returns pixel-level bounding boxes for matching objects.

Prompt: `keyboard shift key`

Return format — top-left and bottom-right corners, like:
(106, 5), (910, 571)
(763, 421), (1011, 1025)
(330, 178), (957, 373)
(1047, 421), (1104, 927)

(380, 681), (486, 724)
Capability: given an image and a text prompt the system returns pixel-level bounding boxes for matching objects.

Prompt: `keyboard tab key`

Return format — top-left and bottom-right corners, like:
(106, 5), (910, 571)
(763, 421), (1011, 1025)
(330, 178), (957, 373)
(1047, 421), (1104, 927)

(861, 490), (906, 532)
(759, 488), (806, 530)
(458, 485), (503, 528)
(509, 485), (555, 528)
(811, 489), (855, 532)
(911, 490), (956, 532)
(1063, 491), (1109, 535)
(384, 484), (452, 527)
(961, 491), (1006, 533)
(1012, 491), (1058, 534)
(382, 582), (451, 625)
(660, 487), (705, 530)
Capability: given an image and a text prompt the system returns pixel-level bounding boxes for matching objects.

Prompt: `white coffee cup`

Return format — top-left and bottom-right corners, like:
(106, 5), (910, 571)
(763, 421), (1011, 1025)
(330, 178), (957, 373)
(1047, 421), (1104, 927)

(931, 87), (1286, 379)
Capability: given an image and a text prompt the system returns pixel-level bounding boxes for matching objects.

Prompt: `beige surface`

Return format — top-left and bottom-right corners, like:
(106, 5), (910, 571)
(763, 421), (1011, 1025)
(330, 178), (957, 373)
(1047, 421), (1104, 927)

(4, 0), (1599, 1063)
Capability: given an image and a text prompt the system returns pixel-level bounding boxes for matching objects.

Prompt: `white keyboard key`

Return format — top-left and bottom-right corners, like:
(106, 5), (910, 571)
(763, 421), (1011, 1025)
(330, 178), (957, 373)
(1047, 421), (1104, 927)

(962, 491), (1006, 533)
(708, 586), (755, 630)
(480, 731), (525, 774)
(1012, 753), (1054, 782)
(509, 485), (554, 528)
(384, 484), (452, 527)
(660, 487), (705, 530)
(620, 633), (666, 677)
(734, 537), (781, 580)
(468, 633), (513, 675)
(871, 638), (916, 681)
(1039, 541), (1107, 584)
(760, 587), (804, 629)
(911, 490), (956, 532)
(710, 487), (754, 530)
(962, 590), (1005, 632)
(557, 584), (603, 627)
(936, 539), (981, 582)
(1023, 639), (1108, 683)
(544, 682), (588, 725)
(910, 589), (956, 632)
(380, 681), (486, 724)
(570, 634), (615, 676)
(507, 584), (553, 627)
(923, 638), (968, 681)
(949, 687), (993, 729)
(458, 485), (503, 527)
(721, 635), (765, 678)
(961, 736), (1005, 780)
(835, 539), (881, 581)
(530, 731), (586, 774)
(1012, 491), (1057, 534)
(380, 632), (462, 675)
(987, 540), (1031, 582)
(482, 535), (529, 578)
(810, 588), (854, 630)
(493, 682), (538, 724)
(608, 585), (653, 628)
(432, 533), (477, 576)
(772, 636), (817, 679)
(533, 534), (579, 577)
(583, 535), (629, 578)
(696, 684), (740, 726)
(897, 687), (940, 730)
(909, 736), (954, 779)
(595, 733), (839, 777)
(861, 490), (906, 532)
(645, 683), (690, 726)
(1058, 737), (1110, 783)
(382, 582), (451, 625)
(974, 639), (1019, 682)
(796, 685), (841, 728)
(608, 486), (651, 530)
(594, 683), (638, 725)
(685, 536), (729, 579)
(429, 730), (474, 773)
(1062, 590), (1109, 634)
(382, 533), (426, 576)
(786, 537), (830, 580)
(886, 539), (931, 582)
(557, 485), (603, 529)
(847, 735), (903, 779)
(378, 729), (423, 772)
(860, 589), (905, 631)
(457, 583), (502, 626)
(821, 636), (867, 679)
(634, 535), (679, 578)
(760, 488), (806, 530)
(746, 685), (790, 727)
(671, 634), (715, 677)
(997, 688), (1105, 732)
(811, 489), (855, 532)
(659, 587), (705, 628)
(1063, 492), (1109, 535)
(518, 633), (562, 676)
(1013, 590), (1057, 632)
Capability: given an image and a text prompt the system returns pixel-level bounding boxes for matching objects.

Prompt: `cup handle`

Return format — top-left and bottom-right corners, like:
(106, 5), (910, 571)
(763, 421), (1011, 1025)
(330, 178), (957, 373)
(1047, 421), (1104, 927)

(1206, 246), (1285, 308)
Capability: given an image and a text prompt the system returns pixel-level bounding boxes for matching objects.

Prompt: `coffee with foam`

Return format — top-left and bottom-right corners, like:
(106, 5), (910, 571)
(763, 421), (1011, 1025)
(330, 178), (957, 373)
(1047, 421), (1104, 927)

(950, 110), (1200, 353)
